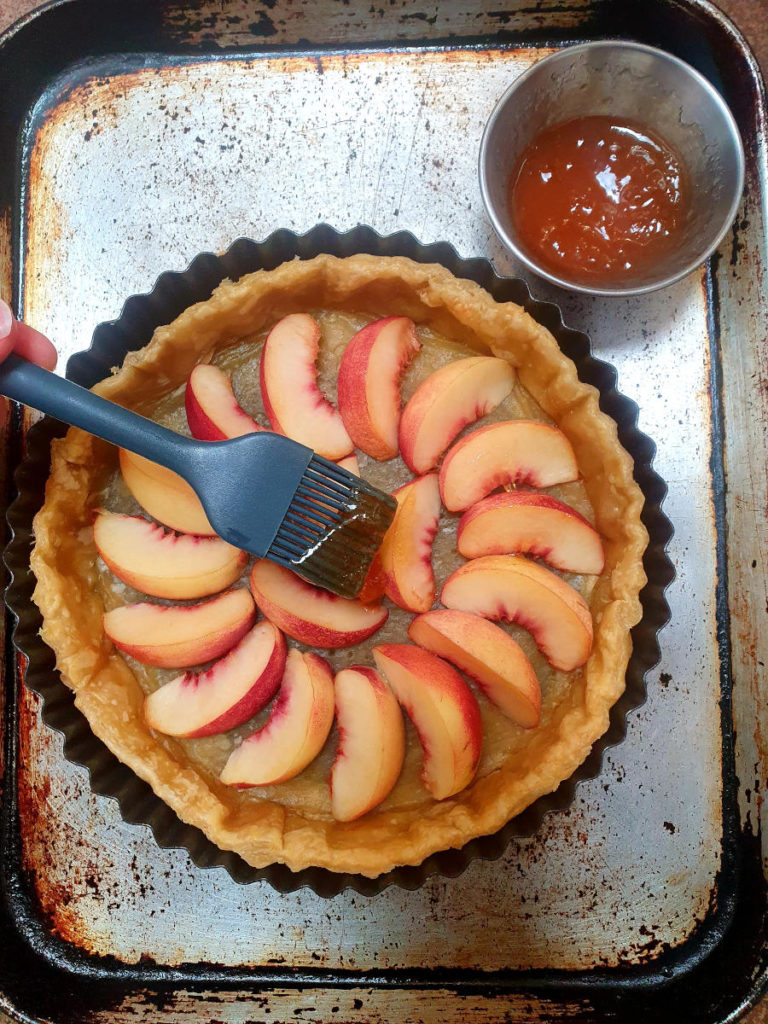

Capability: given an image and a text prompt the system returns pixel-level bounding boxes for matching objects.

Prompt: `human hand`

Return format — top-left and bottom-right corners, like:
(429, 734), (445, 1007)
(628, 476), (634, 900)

(0, 298), (57, 371)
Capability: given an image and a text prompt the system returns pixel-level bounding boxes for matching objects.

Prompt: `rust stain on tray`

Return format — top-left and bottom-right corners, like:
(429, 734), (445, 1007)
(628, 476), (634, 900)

(717, 187), (768, 853)
(107, 985), (597, 1024)
(17, 673), (102, 952)
(35, 44), (534, 125)
(0, 207), (11, 301)
(158, 0), (591, 48)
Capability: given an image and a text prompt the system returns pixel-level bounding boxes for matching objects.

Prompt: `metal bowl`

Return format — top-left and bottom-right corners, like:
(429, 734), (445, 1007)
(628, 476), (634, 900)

(479, 41), (745, 296)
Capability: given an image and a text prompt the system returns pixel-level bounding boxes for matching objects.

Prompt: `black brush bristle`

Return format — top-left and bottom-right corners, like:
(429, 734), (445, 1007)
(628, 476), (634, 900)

(268, 456), (396, 598)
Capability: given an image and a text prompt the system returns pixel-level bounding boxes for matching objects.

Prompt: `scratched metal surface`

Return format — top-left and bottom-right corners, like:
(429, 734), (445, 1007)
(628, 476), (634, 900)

(12, 39), (728, 971)
(717, 38), (768, 875)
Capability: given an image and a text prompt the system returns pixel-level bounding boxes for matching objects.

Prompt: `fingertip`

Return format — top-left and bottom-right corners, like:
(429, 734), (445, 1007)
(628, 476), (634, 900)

(37, 342), (58, 372)
(0, 299), (12, 340)
(10, 321), (58, 371)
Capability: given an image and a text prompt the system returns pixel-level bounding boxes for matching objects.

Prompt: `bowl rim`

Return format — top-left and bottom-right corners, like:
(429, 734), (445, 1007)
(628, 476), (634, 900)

(478, 39), (747, 297)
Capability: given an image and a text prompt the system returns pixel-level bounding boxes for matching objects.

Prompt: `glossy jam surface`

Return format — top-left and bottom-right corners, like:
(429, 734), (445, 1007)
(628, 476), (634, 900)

(508, 115), (688, 283)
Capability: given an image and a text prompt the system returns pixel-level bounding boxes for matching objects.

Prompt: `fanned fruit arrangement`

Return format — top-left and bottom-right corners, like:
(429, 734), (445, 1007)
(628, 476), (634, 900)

(31, 253), (647, 876)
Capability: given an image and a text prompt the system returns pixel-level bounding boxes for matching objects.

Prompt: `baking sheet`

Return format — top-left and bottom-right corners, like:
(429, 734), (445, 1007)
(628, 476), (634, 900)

(1, 0), (766, 1021)
(15, 39), (720, 971)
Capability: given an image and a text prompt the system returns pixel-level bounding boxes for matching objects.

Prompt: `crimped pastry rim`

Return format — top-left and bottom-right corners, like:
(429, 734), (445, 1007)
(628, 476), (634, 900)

(30, 252), (648, 877)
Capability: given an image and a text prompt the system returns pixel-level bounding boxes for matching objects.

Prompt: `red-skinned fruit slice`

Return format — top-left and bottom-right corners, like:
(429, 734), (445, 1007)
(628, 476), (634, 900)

(457, 491), (604, 574)
(249, 560), (388, 648)
(185, 363), (262, 440)
(119, 448), (215, 536)
(379, 473), (440, 613)
(439, 420), (579, 512)
(220, 649), (335, 787)
(336, 453), (361, 475)
(441, 555), (593, 672)
(144, 620), (287, 738)
(372, 644), (482, 800)
(398, 356), (516, 474)
(103, 588), (256, 669)
(408, 609), (541, 728)
(259, 313), (353, 459)
(337, 316), (421, 460)
(356, 551), (387, 605)
(93, 510), (247, 600)
(330, 666), (406, 821)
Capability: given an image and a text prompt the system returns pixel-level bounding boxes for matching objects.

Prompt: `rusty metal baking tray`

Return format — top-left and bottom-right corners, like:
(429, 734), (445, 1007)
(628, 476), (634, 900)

(0, 1), (766, 1022)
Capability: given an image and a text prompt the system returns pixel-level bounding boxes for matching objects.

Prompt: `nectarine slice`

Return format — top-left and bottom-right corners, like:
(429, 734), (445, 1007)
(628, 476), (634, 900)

(379, 473), (440, 613)
(457, 492), (604, 573)
(398, 356), (515, 474)
(441, 555), (593, 672)
(103, 588), (256, 668)
(408, 609), (541, 728)
(144, 620), (287, 738)
(372, 644), (482, 800)
(119, 448), (215, 536)
(337, 316), (420, 460)
(330, 666), (406, 821)
(249, 560), (388, 648)
(220, 649), (335, 787)
(439, 420), (579, 512)
(356, 552), (386, 605)
(336, 452), (360, 475)
(259, 313), (353, 459)
(185, 364), (262, 440)
(94, 511), (247, 600)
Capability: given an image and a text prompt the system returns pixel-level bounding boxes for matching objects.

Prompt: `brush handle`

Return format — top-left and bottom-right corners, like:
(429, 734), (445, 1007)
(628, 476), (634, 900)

(0, 354), (197, 472)
(0, 353), (324, 559)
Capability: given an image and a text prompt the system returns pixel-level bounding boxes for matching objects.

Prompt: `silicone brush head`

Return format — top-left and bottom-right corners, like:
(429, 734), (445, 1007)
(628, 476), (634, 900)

(267, 454), (397, 599)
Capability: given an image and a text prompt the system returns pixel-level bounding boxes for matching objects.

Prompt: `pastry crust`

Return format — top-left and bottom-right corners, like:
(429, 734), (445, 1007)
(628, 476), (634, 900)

(31, 253), (648, 877)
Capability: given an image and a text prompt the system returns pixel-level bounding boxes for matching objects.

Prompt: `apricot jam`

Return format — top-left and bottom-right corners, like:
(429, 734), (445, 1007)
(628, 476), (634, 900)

(508, 115), (688, 283)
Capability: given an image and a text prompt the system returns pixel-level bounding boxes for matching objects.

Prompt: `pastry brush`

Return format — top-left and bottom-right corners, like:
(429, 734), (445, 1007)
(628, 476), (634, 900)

(0, 354), (396, 599)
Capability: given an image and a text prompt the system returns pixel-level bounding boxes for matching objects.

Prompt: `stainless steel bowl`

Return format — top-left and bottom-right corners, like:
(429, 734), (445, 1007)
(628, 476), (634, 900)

(479, 41), (745, 296)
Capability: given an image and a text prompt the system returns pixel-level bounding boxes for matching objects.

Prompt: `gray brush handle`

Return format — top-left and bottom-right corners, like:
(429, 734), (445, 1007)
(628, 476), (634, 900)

(0, 354), (197, 472)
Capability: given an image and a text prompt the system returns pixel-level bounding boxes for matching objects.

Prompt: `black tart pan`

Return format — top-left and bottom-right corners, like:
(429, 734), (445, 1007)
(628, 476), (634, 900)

(3, 224), (674, 897)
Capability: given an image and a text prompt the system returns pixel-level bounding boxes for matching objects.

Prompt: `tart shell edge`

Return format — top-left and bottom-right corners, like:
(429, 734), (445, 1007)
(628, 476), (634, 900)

(29, 252), (649, 877)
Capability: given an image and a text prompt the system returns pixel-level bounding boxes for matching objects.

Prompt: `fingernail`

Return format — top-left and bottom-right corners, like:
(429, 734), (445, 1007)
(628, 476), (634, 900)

(0, 299), (12, 340)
